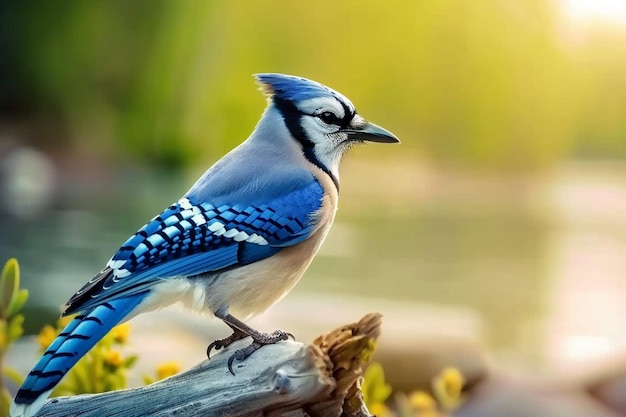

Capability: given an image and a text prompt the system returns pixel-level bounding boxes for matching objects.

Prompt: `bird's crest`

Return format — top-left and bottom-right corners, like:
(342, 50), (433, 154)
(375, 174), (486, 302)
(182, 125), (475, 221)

(255, 73), (351, 107)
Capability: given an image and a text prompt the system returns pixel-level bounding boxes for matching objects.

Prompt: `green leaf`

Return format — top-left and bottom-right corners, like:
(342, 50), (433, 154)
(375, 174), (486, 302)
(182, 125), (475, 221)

(123, 355), (138, 369)
(0, 259), (19, 318)
(7, 289), (28, 318)
(362, 362), (392, 407)
(7, 313), (25, 342)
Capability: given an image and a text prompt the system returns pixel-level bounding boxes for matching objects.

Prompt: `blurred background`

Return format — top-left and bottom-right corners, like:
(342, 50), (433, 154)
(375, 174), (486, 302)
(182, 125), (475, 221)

(1, 0), (626, 411)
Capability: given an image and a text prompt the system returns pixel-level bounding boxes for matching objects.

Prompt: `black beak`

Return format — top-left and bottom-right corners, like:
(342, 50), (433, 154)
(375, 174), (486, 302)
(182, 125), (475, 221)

(344, 121), (400, 144)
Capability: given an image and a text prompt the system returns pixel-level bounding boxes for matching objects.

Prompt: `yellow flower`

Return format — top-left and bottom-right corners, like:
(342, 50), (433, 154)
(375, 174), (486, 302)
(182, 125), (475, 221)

(111, 323), (131, 344)
(409, 390), (437, 411)
(156, 361), (180, 380)
(37, 324), (57, 350)
(369, 403), (392, 417)
(432, 367), (465, 411)
(104, 350), (124, 368)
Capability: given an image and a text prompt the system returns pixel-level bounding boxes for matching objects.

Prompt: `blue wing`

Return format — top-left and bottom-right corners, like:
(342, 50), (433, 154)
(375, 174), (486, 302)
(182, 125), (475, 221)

(64, 180), (324, 315)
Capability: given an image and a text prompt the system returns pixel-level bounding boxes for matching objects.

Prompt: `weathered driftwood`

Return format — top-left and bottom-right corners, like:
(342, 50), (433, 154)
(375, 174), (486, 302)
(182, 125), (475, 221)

(36, 313), (382, 417)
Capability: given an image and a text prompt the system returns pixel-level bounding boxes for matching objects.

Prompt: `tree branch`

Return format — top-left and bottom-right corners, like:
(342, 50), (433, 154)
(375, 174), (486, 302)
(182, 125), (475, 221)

(36, 313), (382, 417)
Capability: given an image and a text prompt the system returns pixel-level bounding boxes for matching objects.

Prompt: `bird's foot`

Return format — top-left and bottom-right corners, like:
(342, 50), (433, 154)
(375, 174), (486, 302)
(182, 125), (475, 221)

(226, 329), (293, 375)
(206, 328), (248, 359)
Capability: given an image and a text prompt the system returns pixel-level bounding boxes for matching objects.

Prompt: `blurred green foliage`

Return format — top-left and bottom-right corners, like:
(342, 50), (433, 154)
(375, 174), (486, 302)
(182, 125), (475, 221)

(0, 259), (28, 416)
(2, 1), (626, 170)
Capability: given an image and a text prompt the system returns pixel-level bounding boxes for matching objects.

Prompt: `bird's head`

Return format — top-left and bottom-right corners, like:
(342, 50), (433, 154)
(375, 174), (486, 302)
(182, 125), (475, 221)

(255, 73), (399, 186)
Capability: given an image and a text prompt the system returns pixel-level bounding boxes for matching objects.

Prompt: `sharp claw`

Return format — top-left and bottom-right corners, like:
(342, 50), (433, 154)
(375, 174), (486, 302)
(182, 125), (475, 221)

(227, 347), (250, 375)
(206, 340), (222, 359)
(227, 353), (237, 375)
(207, 329), (249, 359)
(226, 342), (264, 375)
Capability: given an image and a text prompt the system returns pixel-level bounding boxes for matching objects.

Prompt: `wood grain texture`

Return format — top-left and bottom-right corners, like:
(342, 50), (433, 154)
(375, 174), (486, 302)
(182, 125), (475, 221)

(35, 313), (382, 417)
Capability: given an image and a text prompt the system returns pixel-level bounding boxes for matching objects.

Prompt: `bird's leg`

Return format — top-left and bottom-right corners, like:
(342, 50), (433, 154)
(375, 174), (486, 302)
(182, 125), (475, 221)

(215, 313), (293, 375)
(206, 324), (248, 359)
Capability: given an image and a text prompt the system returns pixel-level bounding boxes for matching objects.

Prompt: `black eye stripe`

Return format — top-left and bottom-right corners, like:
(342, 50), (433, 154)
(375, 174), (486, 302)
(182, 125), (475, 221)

(273, 96), (340, 190)
(318, 111), (341, 125)
(313, 109), (354, 129)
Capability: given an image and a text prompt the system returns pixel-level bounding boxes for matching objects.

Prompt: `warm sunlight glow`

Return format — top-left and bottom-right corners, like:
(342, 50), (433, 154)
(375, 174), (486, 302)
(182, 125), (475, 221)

(560, 0), (626, 25)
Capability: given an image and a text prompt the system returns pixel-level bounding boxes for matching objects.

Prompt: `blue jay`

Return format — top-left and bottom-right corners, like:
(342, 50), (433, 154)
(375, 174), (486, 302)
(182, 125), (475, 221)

(10, 73), (399, 417)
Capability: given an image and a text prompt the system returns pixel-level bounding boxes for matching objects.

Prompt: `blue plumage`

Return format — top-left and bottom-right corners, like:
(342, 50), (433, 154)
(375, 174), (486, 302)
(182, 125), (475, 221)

(11, 73), (398, 417)
(14, 293), (147, 405)
(116, 180), (323, 273)
(256, 73), (353, 110)
(64, 180), (324, 315)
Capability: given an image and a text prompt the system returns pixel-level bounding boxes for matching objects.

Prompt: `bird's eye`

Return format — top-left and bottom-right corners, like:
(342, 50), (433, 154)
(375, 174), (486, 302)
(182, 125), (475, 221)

(318, 111), (340, 125)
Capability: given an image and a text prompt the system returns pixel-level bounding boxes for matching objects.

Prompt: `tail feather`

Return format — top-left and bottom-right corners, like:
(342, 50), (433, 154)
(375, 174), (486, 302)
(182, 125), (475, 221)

(10, 293), (147, 417)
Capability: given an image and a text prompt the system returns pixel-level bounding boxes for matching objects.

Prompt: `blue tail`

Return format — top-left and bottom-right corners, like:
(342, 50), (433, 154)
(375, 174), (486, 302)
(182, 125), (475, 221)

(10, 293), (147, 417)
